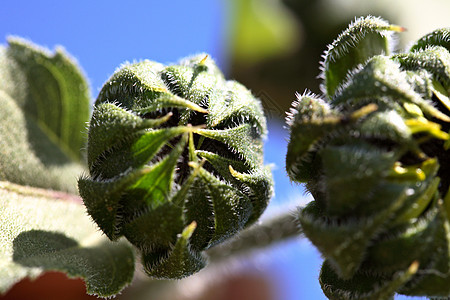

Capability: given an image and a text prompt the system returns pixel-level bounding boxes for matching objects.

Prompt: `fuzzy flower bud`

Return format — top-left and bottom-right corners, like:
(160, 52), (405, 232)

(286, 16), (450, 299)
(78, 54), (273, 279)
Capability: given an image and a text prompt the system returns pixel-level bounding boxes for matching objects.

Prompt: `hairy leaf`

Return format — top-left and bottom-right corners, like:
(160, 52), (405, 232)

(320, 16), (404, 98)
(0, 37), (137, 298)
(0, 182), (135, 298)
(0, 37), (90, 193)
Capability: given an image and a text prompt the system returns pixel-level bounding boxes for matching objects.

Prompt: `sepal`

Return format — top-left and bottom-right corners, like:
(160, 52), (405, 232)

(320, 16), (403, 98)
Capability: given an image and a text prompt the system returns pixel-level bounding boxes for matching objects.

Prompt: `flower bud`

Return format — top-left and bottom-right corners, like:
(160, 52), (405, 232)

(78, 54), (273, 279)
(287, 16), (450, 298)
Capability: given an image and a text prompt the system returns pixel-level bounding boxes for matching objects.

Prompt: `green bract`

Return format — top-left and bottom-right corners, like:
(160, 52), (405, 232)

(78, 54), (273, 279)
(286, 16), (450, 299)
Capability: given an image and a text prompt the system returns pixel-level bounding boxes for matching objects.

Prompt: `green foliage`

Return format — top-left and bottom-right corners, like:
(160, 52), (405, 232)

(286, 16), (450, 299)
(0, 37), (90, 193)
(0, 181), (135, 297)
(6, 14), (450, 300)
(229, 0), (301, 65)
(0, 39), (135, 298)
(321, 16), (403, 97)
(78, 54), (273, 279)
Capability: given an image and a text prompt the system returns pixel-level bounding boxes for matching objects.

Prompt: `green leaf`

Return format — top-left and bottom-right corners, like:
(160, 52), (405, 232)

(229, 0), (301, 65)
(122, 202), (184, 253)
(285, 92), (340, 182)
(320, 259), (418, 300)
(299, 191), (407, 279)
(207, 80), (266, 131)
(0, 181), (135, 298)
(333, 55), (450, 122)
(86, 102), (174, 170)
(78, 168), (150, 240)
(228, 165), (273, 225)
(183, 176), (215, 251)
(0, 37), (90, 193)
(363, 206), (440, 275)
(395, 46), (450, 90)
(409, 28), (450, 53)
(319, 143), (399, 216)
(142, 222), (206, 279)
(127, 134), (188, 209)
(321, 16), (403, 98)
(398, 201), (450, 296)
(199, 168), (252, 246)
(195, 123), (263, 168)
(0, 37), (137, 298)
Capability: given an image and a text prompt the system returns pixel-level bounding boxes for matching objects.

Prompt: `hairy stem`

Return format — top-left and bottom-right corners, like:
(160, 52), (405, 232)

(206, 210), (302, 261)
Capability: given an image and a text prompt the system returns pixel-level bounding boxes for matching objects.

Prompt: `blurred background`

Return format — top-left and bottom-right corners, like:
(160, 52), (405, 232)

(1, 1), (449, 299)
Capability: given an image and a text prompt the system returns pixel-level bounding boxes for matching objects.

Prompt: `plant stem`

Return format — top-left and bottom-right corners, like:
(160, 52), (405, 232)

(206, 210), (302, 262)
(0, 180), (81, 203)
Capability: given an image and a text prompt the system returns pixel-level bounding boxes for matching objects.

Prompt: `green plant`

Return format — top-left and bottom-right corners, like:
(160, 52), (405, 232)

(0, 38), (135, 297)
(1, 15), (449, 300)
(0, 36), (279, 298)
(286, 16), (450, 299)
(78, 55), (273, 279)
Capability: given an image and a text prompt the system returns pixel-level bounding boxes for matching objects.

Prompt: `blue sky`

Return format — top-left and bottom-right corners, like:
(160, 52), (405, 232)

(0, 1), (425, 299)
(0, 1), (227, 98)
